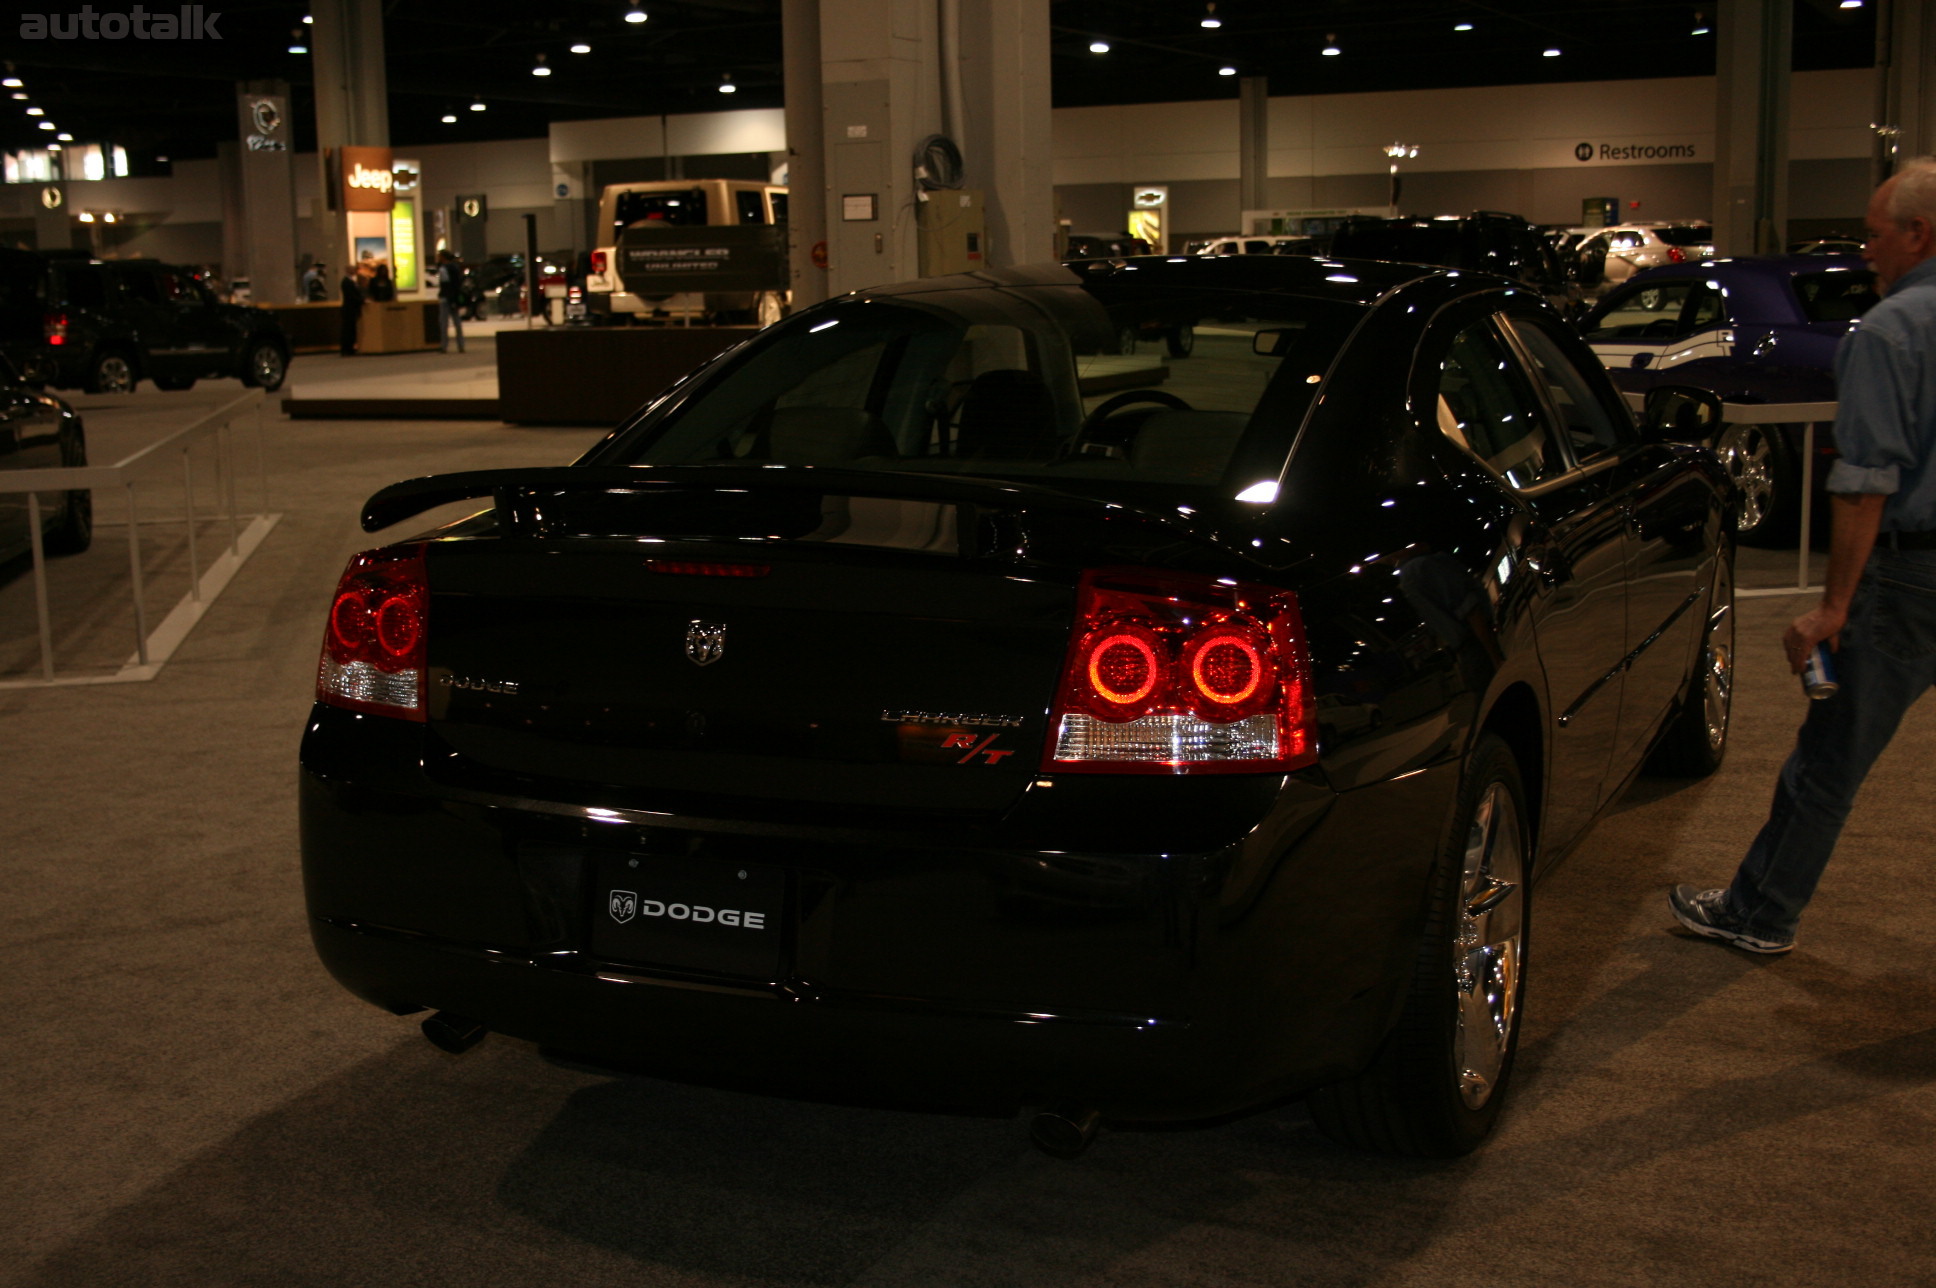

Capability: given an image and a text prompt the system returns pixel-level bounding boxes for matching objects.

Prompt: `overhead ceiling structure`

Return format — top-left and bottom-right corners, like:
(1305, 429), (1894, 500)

(0, 0), (1880, 170)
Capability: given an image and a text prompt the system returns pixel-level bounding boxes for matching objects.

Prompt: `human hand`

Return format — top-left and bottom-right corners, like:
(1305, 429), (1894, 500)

(1781, 604), (1847, 674)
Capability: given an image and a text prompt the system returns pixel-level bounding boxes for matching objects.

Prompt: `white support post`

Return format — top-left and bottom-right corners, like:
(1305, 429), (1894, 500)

(182, 448), (201, 603)
(127, 482), (149, 667)
(27, 492), (55, 681)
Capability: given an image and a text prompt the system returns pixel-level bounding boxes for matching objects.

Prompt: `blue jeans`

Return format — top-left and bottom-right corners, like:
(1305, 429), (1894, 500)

(439, 298), (465, 352)
(1726, 546), (1936, 941)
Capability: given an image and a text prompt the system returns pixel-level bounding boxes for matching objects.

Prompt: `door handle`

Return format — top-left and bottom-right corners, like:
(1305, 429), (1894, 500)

(1631, 352), (1654, 368)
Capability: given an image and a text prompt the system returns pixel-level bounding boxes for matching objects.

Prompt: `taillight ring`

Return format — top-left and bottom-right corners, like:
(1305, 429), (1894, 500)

(1076, 618), (1168, 720)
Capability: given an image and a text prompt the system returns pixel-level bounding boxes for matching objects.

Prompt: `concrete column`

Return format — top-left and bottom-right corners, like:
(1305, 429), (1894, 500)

(32, 186), (72, 252)
(231, 81), (299, 304)
(1238, 76), (1269, 223)
(819, 0), (938, 295)
(783, 0), (831, 309)
(958, 0), (1055, 267)
(308, 0), (390, 287)
(1712, 0), (1791, 255)
(1875, 0), (1936, 183)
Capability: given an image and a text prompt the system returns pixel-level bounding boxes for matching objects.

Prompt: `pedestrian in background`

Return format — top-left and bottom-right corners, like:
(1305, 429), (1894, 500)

(301, 261), (327, 302)
(435, 249), (465, 354)
(339, 262), (366, 357)
(1671, 158), (1936, 953)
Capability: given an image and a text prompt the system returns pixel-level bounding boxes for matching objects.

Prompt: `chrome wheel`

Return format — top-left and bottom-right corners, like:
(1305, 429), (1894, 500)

(1453, 780), (1525, 1111)
(248, 343), (287, 390)
(1715, 422), (1777, 535)
(90, 352), (134, 394)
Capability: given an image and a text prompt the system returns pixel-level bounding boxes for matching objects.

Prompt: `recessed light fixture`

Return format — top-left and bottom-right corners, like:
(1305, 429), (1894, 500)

(1322, 33), (1340, 55)
(48, 142), (61, 152)
(625, 0), (647, 23)
(1840, 0), (1863, 8)
(532, 53), (551, 76)
(26, 106), (43, 116)
(470, 98), (487, 111)
(2, 77), (22, 88)
(57, 132), (71, 141)
(289, 41), (308, 53)
(718, 72), (736, 93)
(1089, 39), (1110, 53)
(1218, 64), (1237, 76)
(1454, 22), (1474, 31)
(303, 14), (312, 22)
(571, 42), (591, 54)
(9, 93), (24, 101)
(1543, 47), (1562, 56)
(441, 113), (457, 123)
(38, 121), (55, 130)
(156, 154), (167, 162)
(1201, 3), (1221, 28)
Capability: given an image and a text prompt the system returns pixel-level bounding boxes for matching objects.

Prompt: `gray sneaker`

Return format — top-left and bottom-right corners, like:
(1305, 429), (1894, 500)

(1668, 885), (1794, 955)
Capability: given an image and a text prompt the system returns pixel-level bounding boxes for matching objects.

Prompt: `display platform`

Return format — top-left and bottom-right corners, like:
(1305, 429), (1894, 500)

(258, 299), (439, 355)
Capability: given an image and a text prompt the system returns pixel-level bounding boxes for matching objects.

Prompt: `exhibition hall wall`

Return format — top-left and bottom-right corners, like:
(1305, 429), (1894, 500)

(0, 66), (1885, 276)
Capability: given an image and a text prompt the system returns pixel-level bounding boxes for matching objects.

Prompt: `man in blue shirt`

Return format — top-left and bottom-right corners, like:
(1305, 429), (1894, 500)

(1671, 159), (1936, 953)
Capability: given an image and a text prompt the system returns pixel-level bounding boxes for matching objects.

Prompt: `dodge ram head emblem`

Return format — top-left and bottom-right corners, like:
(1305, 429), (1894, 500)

(685, 620), (727, 667)
(608, 890), (637, 923)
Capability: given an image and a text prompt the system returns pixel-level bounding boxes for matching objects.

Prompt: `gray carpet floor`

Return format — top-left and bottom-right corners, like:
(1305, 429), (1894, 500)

(3, 379), (1932, 1287)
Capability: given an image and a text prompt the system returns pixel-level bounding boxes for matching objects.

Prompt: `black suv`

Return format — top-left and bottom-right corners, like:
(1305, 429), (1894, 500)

(0, 249), (291, 394)
(1329, 211), (1583, 319)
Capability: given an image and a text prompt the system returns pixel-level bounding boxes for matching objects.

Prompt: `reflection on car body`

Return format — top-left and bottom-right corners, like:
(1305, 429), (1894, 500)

(301, 254), (1733, 1159)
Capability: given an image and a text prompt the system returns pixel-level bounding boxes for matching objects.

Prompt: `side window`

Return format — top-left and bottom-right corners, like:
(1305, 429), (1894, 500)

(1681, 283), (1728, 334)
(768, 192), (789, 225)
(58, 266), (108, 310)
(118, 270), (163, 305)
(1583, 280), (1699, 340)
(1434, 320), (1566, 490)
(156, 271), (193, 303)
(1506, 318), (1633, 461)
(735, 190), (767, 226)
(1612, 231), (1643, 249)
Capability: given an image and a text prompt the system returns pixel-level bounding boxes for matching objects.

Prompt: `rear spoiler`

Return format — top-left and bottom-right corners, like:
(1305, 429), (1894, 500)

(367, 464), (1152, 533)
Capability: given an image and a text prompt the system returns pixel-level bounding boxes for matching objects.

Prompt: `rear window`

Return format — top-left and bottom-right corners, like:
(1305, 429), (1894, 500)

(1655, 225), (1713, 246)
(1792, 269), (1879, 323)
(607, 282), (1364, 498)
(613, 188), (708, 233)
(735, 190), (767, 225)
(1329, 221), (1468, 269)
(57, 266), (109, 310)
(0, 255), (45, 308)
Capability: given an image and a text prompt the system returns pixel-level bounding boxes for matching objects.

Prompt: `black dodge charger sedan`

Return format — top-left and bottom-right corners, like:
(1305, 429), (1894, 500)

(300, 254), (1733, 1158)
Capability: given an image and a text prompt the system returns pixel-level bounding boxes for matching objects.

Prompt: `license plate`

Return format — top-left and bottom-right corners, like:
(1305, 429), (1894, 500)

(589, 853), (785, 981)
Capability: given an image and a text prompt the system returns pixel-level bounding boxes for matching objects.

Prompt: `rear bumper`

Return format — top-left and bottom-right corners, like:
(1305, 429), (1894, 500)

(300, 705), (1456, 1119)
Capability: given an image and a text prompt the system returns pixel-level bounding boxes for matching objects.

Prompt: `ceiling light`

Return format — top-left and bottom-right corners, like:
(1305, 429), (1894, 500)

(38, 121), (55, 130)
(1089, 39), (1110, 53)
(570, 42), (591, 54)
(1692, 23), (1710, 34)
(57, 132), (71, 141)
(441, 113), (457, 123)
(625, 1), (647, 22)
(718, 72), (736, 93)
(103, 212), (116, 223)
(1543, 47), (1562, 56)
(1454, 22), (1474, 31)
(1840, 0), (1862, 8)
(2, 77), (22, 88)
(1218, 64), (1237, 76)
(48, 143), (61, 152)
(9, 93), (24, 101)
(303, 13), (312, 22)
(156, 154), (167, 162)
(79, 211), (95, 222)
(532, 53), (551, 76)
(26, 106), (44, 116)
(1201, 3), (1221, 28)
(289, 41), (308, 53)
(1322, 34), (1340, 55)
(470, 98), (487, 111)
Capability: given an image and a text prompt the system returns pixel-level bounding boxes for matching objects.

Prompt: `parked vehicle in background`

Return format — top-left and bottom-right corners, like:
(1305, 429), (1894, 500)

(585, 178), (788, 324)
(0, 248), (290, 394)
(1063, 232), (1154, 261)
(0, 353), (90, 561)
(1787, 238), (1864, 256)
(1573, 223), (1715, 291)
(1578, 255), (1878, 543)
(301, 252), (1734, 1162)
(1329, 211), (1583, 318)
(1190, 235), (1306, 256)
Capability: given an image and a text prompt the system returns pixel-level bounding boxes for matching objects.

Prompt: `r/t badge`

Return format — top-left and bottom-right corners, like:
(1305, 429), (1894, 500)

(944, 732), (1013, 765)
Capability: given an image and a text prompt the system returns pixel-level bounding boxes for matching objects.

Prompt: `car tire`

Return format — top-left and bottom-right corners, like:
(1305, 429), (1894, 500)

(84, 349), (137, 395)
(1714, 420), (1799, 546)
(1307, 732), (1530, 1157)
(241, 341), (288, 392)
(152, 374), (197, 391)
(1649, 546), (1734, 778)
(1165, 325), (1195, 358)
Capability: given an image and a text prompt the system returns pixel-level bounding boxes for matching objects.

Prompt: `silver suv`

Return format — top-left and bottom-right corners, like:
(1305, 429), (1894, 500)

(1575, 223), (1715, 290)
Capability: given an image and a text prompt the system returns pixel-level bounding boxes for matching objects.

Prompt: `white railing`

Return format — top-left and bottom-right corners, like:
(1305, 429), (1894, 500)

(0, 389), (281, 687)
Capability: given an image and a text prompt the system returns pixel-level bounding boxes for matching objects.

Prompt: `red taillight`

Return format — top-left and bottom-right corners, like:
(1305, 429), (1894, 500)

(590, 250), (608, 274)
(1667, 246), (1686, 263)
(1045, 569), (1317, 775)
(44, 312), (67, 345)
(316, 544), (428, 721)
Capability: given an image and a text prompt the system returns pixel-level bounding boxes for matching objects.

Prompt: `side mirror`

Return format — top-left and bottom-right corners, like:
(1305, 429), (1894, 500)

(1642, 387), (1723, 443)
(1253, 326), (1305, 357)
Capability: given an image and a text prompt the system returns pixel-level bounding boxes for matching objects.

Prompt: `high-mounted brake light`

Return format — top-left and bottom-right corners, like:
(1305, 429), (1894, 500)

(646, 559), (770, 577)
(1045, 569), (1317, 774)
(316, 544), (428, 721)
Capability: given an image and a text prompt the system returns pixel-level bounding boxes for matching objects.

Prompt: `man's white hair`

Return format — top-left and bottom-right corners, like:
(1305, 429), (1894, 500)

(1886, 156), (1936, 227)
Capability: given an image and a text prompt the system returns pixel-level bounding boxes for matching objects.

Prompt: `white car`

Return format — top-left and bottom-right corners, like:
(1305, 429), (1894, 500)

(1575, 223), (1714, 289)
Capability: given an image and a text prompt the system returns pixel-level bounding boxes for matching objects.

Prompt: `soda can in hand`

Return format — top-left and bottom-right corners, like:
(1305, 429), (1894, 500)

(1801, 644), (1839, 700)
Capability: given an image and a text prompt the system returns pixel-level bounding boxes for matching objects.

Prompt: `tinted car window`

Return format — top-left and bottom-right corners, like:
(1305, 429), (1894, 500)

(0, 255), (43, 308)
(1331, 222), (1463, 266)
(1793, 269), (1879, 323)
(1507, 319), (1630, 461)
(1435, 321), (1567, 489)
(117, 269), (163, 305)
(735, 190), (767, 225)
(55, 265), (108, 310)
(613, 286), (1361, 494)
(613, 188), (708, 233)
(1656, 225), (1713, 246)
(768, 192), (789, 225)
